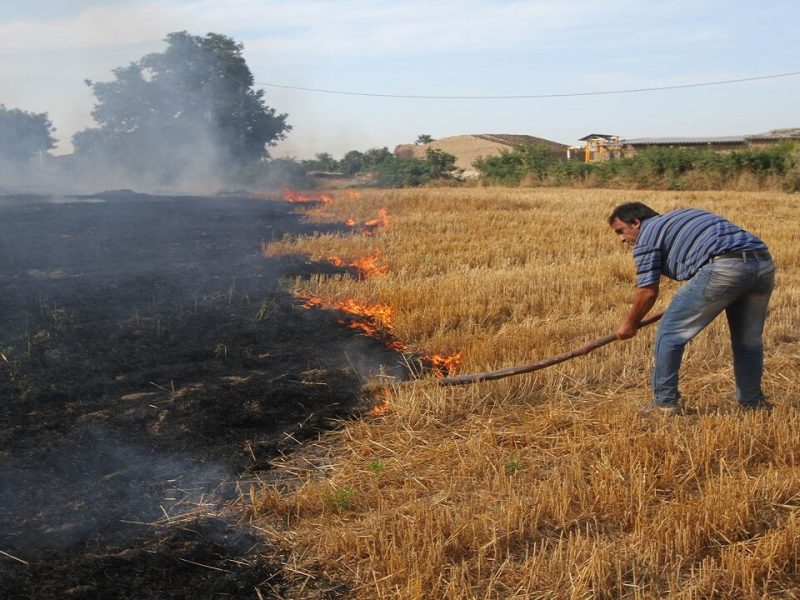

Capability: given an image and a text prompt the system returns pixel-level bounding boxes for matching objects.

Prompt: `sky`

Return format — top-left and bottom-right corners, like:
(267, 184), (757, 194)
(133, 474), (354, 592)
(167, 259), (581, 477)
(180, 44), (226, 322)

(1, 0), (798, 159)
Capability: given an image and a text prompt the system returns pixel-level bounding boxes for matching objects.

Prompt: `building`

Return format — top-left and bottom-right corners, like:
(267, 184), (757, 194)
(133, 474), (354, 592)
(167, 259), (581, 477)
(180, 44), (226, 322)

(570, 134), (623, 163)
(573, 129), (800, 162)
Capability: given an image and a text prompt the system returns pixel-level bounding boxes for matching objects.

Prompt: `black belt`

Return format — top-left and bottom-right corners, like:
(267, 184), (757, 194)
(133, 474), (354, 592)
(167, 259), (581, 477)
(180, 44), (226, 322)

(710, 250), (771, 262)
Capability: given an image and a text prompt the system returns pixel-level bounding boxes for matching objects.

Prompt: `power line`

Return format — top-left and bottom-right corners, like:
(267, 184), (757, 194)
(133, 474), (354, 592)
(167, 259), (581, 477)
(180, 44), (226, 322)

(256, 71), (800, 100)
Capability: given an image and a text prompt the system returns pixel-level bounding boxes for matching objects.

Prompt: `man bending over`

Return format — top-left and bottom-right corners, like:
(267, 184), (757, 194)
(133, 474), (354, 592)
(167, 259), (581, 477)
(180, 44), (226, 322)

(608, 202), (775, 415)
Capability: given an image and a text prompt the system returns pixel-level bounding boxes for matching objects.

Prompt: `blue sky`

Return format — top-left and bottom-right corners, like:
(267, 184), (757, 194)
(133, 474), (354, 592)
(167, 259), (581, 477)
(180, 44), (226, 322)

(1, 0), (798, 158)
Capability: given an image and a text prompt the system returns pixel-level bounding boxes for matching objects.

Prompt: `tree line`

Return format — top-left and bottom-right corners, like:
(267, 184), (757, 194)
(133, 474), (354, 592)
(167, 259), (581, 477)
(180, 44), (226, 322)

(475, 142), (800, 192)
(2, 30), (798, 191)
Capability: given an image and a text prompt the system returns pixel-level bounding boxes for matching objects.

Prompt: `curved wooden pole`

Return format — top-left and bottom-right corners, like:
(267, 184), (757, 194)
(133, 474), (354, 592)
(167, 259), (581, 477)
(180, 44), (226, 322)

(436, 311), (664, 386)
(362, 311), (664, 393)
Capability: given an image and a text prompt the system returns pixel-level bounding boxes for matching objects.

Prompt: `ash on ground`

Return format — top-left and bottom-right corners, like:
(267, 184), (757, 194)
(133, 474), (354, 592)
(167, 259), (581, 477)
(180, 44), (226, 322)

(0, 191), (401, 599)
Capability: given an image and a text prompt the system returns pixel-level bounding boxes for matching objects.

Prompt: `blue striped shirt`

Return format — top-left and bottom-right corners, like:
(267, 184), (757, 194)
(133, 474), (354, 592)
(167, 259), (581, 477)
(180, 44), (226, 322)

(633, 209), (767, 287)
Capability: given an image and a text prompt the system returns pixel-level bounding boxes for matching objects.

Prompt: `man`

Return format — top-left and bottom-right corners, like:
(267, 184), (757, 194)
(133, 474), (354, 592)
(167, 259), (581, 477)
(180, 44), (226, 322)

(608, 202), (775, 415)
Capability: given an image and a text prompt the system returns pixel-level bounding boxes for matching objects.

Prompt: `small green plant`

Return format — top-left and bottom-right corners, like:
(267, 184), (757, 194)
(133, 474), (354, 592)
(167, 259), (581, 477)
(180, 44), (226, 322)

(323, 486), (355, 512)
(366, 459), (385, 475)
(254, 298), (277, 321)
(504, 456), (524, 474)
(213, 343), (228, 359)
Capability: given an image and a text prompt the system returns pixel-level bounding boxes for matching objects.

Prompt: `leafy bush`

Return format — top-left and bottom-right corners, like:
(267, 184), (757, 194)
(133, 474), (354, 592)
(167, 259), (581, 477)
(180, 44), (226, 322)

(474, 151), (526, 185)
(374, 157), (428, 187)
(371, 148), (460, 187)
(475, 141), (800, 191)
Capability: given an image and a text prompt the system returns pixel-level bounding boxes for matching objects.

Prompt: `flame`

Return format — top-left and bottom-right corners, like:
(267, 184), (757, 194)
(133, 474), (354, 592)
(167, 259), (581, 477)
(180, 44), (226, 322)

(327, 251), (387, 279)
(298, 292), (461, 378)
(428, 352), (463, 379)
(386, 339), (408, 352)
(370, 390), (392, 416)
(350, 250), (388, 278)
(364, 209), (389, 230)
(301, 293), (394, 338)
(282, 187), (332, 204)
(344, 190), (361, 199)
(342, 209), (390, 235)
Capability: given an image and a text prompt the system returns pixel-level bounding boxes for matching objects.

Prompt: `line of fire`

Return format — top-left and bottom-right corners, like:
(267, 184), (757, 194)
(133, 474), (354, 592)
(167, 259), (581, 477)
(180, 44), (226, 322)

(276, 188), (463, 408)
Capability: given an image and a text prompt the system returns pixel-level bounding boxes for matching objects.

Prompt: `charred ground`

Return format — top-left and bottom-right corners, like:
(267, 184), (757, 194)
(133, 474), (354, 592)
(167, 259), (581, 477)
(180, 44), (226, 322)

(0, 191), (400, 598)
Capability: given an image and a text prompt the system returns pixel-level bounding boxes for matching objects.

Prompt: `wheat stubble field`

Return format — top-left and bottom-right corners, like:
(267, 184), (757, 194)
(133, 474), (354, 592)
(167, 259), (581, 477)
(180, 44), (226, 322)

(256, 187), (800, 599)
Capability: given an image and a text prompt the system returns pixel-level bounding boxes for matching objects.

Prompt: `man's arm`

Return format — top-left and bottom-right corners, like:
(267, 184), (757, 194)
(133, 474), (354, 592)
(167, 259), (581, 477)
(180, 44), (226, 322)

(617, 284), (659, 339)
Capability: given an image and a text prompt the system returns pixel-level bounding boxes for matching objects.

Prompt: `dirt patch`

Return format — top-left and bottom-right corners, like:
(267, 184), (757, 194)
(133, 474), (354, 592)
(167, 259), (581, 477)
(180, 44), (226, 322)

(0, 191), (401, 598)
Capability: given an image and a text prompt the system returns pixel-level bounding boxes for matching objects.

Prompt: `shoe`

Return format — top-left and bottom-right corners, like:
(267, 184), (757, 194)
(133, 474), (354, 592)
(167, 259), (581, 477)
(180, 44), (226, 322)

(639, 402), (683, 417)
(739, 400), (774, 413)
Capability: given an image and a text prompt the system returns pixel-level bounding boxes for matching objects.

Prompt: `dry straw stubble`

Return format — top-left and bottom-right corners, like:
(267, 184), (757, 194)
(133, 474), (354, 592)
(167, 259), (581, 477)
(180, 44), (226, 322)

(254, 188), (800, 599)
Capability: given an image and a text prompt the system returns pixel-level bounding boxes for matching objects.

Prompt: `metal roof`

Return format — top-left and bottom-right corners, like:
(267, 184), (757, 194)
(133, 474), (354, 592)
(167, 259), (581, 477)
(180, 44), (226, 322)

(578, 133), (618, 141)
(622, 136), (748, 146)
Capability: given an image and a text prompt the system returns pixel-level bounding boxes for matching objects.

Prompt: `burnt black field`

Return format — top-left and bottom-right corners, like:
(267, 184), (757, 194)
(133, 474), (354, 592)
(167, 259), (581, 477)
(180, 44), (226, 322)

(0, 191), (399, 598)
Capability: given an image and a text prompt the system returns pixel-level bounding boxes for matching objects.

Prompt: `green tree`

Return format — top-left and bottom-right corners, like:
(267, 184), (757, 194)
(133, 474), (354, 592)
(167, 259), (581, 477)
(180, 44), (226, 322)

(363, 147), (395, 168)
(425, 147), (460, 179)
(519, 144), (557, 180)
(416, 133), (434, 144)
(73, 31), (290, 183)
(375, 157), (429, 187)
(473, 151), (526, 185)
(339, 150), (366, 175)
(0, 105), (56, 163)
(375, 148), (460, 187)
(302, 152), (338, 172)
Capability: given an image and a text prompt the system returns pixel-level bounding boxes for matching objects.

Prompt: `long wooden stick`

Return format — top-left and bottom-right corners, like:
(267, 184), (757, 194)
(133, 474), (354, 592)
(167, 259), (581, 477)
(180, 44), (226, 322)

(362, 312), (664, 392)
(435, 311), (664, 386)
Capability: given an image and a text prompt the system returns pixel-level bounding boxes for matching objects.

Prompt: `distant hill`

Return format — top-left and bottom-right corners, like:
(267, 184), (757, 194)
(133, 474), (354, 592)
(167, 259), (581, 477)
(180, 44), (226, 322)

(395, 134), (568, 179)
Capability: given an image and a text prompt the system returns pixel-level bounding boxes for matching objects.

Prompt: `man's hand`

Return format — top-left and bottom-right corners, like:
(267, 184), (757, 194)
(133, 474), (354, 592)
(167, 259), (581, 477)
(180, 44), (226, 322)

(616, 322), (638, 340)
(617, 284), (660, 340)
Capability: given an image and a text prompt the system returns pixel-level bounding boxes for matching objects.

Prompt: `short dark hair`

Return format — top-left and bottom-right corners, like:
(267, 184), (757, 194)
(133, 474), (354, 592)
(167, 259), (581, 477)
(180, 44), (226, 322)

(608, 202), (659, 225)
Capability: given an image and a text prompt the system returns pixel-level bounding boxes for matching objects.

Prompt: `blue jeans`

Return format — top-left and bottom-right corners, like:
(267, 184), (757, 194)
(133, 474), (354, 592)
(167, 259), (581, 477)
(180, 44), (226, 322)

(652, 254), (775, 407)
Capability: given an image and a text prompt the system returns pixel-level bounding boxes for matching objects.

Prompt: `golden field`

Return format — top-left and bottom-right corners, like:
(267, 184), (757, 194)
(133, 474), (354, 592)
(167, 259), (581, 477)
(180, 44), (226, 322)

(252, 188), (800, 599)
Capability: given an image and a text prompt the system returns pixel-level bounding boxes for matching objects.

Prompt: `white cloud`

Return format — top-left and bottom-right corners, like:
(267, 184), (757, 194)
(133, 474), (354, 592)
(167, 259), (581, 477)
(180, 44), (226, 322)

(2, 0), (795, 159)
(0, 0), (632, 58)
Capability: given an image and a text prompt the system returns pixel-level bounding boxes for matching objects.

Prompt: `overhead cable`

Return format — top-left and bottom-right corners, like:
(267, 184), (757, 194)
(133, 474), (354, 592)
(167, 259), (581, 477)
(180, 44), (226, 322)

(256, 71), (800, 100)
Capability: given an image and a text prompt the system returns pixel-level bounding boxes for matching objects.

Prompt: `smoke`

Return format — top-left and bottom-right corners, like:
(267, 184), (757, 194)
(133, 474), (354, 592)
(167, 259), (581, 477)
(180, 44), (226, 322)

(0, 424), (233, 554)
(71, 126), (228, 195)
(0, 29), (297, 197)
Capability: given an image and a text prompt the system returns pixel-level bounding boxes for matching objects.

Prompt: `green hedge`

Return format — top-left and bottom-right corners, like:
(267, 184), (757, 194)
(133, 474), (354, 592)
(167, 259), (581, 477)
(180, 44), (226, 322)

(474, 142), (800, 191)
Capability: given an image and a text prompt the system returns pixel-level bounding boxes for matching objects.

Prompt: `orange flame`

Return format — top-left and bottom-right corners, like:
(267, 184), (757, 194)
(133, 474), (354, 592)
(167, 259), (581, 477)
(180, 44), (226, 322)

(428, 352), (463, 379)
(298, 292), (461, 378)
(370, 390), (392, 416)
(364, 209), (389, 230)
(344, 190), (361, 199)
(283, 187), (332, 204)
(343, 209), (389, 234)
(351, 250), (388, 278)
(301, 293), (394, 338)
(327, 251), (387, 279)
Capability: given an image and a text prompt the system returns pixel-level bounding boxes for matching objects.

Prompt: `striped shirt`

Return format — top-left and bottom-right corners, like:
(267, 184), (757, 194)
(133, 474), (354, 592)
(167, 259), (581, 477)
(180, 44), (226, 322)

(633, 209), (767, 287)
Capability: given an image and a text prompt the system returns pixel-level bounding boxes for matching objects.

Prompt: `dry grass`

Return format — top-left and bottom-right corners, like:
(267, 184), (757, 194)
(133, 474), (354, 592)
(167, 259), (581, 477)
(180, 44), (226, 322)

(250, 188), (800, 599)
